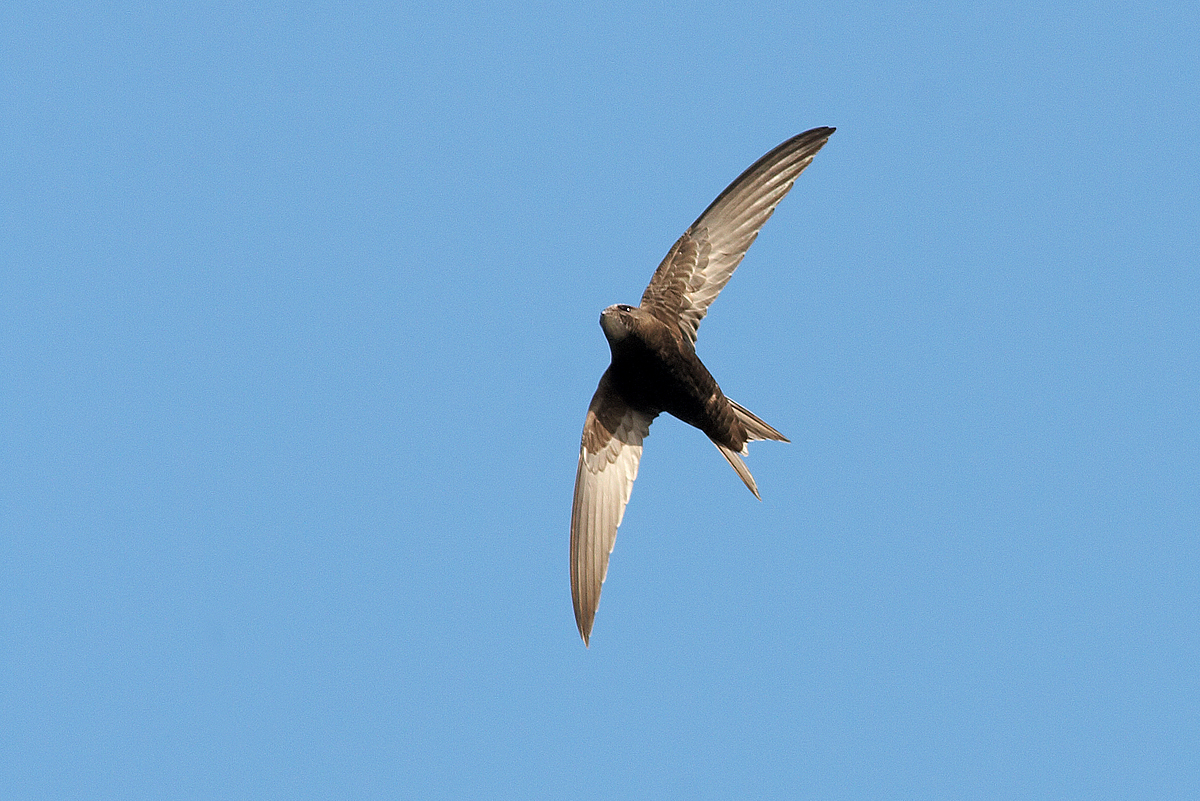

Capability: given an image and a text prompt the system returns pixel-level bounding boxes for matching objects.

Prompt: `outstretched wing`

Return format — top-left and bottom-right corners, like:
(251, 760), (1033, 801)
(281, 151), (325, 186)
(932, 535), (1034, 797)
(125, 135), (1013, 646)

(570, 371), (655, 646)
(640, 127), (835, 344)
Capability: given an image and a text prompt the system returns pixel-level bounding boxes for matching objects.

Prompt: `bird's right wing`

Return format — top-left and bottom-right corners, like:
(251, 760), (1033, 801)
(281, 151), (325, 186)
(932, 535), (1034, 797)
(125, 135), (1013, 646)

(570, 371), (655, 646)
(640, 127), (835, 344)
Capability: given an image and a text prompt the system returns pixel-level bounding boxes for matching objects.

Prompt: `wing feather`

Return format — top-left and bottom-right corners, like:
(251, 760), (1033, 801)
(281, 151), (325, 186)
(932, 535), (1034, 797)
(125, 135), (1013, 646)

(640, 127), (835, 343)
(570, 374), (655, 645)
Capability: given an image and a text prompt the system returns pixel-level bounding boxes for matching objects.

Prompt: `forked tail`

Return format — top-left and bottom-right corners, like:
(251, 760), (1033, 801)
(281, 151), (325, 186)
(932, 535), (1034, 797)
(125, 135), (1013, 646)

(713, 399), (789, 500)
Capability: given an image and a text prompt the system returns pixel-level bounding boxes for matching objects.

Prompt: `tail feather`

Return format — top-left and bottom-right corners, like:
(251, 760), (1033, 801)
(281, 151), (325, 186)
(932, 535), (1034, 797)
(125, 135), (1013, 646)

(713, 399), (789, 500)
(728, 398), (789, 444)
(714, 442), (762, 500)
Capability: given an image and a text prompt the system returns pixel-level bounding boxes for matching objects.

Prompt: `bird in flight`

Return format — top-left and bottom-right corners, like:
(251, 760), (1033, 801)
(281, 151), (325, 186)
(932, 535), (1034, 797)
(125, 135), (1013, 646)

(570, 127), (835, 645)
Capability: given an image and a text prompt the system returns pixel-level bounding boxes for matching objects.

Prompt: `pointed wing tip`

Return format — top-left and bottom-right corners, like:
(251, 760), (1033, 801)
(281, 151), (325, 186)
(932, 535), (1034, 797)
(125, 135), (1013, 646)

(788, 126), (836, 153)
(572, 595), (593, 645)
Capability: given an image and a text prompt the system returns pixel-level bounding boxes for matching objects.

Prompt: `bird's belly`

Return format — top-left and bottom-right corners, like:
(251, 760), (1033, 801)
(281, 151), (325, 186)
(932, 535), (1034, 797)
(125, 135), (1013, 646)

(609, 349), (721, 432)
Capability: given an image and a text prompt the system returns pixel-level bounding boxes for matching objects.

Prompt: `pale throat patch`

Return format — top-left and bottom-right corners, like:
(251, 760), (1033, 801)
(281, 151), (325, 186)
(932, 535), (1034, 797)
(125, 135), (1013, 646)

(599, 307), (631, 342)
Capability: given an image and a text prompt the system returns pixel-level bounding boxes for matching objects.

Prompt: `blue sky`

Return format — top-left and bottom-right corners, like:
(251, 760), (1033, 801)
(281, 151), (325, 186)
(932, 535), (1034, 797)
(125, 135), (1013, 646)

(3, 2), (1198, 798)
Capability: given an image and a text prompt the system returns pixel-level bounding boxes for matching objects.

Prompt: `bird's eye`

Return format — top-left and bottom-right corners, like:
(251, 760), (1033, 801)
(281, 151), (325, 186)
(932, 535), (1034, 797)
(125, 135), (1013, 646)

(616, 304), (632, 312)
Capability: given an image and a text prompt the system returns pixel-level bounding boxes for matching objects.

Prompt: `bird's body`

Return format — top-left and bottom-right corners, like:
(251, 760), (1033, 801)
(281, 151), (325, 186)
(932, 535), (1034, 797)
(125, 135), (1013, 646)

(570, 127), (835, 645)
(596, 305), (756, 457)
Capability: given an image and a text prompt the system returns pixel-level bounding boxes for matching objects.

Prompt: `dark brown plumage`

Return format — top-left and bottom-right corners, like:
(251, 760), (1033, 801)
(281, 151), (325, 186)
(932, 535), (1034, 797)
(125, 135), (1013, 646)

(570, 127), (836, 645)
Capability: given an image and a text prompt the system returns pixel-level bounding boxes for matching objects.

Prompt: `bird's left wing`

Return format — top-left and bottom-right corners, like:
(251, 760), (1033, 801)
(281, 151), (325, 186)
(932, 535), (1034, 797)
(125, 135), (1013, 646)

(570, 371), (655, 645)
(640, 127), (835, 344)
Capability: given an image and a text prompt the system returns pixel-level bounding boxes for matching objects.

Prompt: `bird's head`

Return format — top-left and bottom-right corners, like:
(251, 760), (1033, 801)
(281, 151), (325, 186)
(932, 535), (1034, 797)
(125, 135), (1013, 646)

(599, 304), (636, 344)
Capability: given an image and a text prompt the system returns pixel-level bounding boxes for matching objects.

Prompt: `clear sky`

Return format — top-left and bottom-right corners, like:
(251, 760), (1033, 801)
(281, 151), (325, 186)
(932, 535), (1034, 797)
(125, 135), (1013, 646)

(3, 2), (1198, 798)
